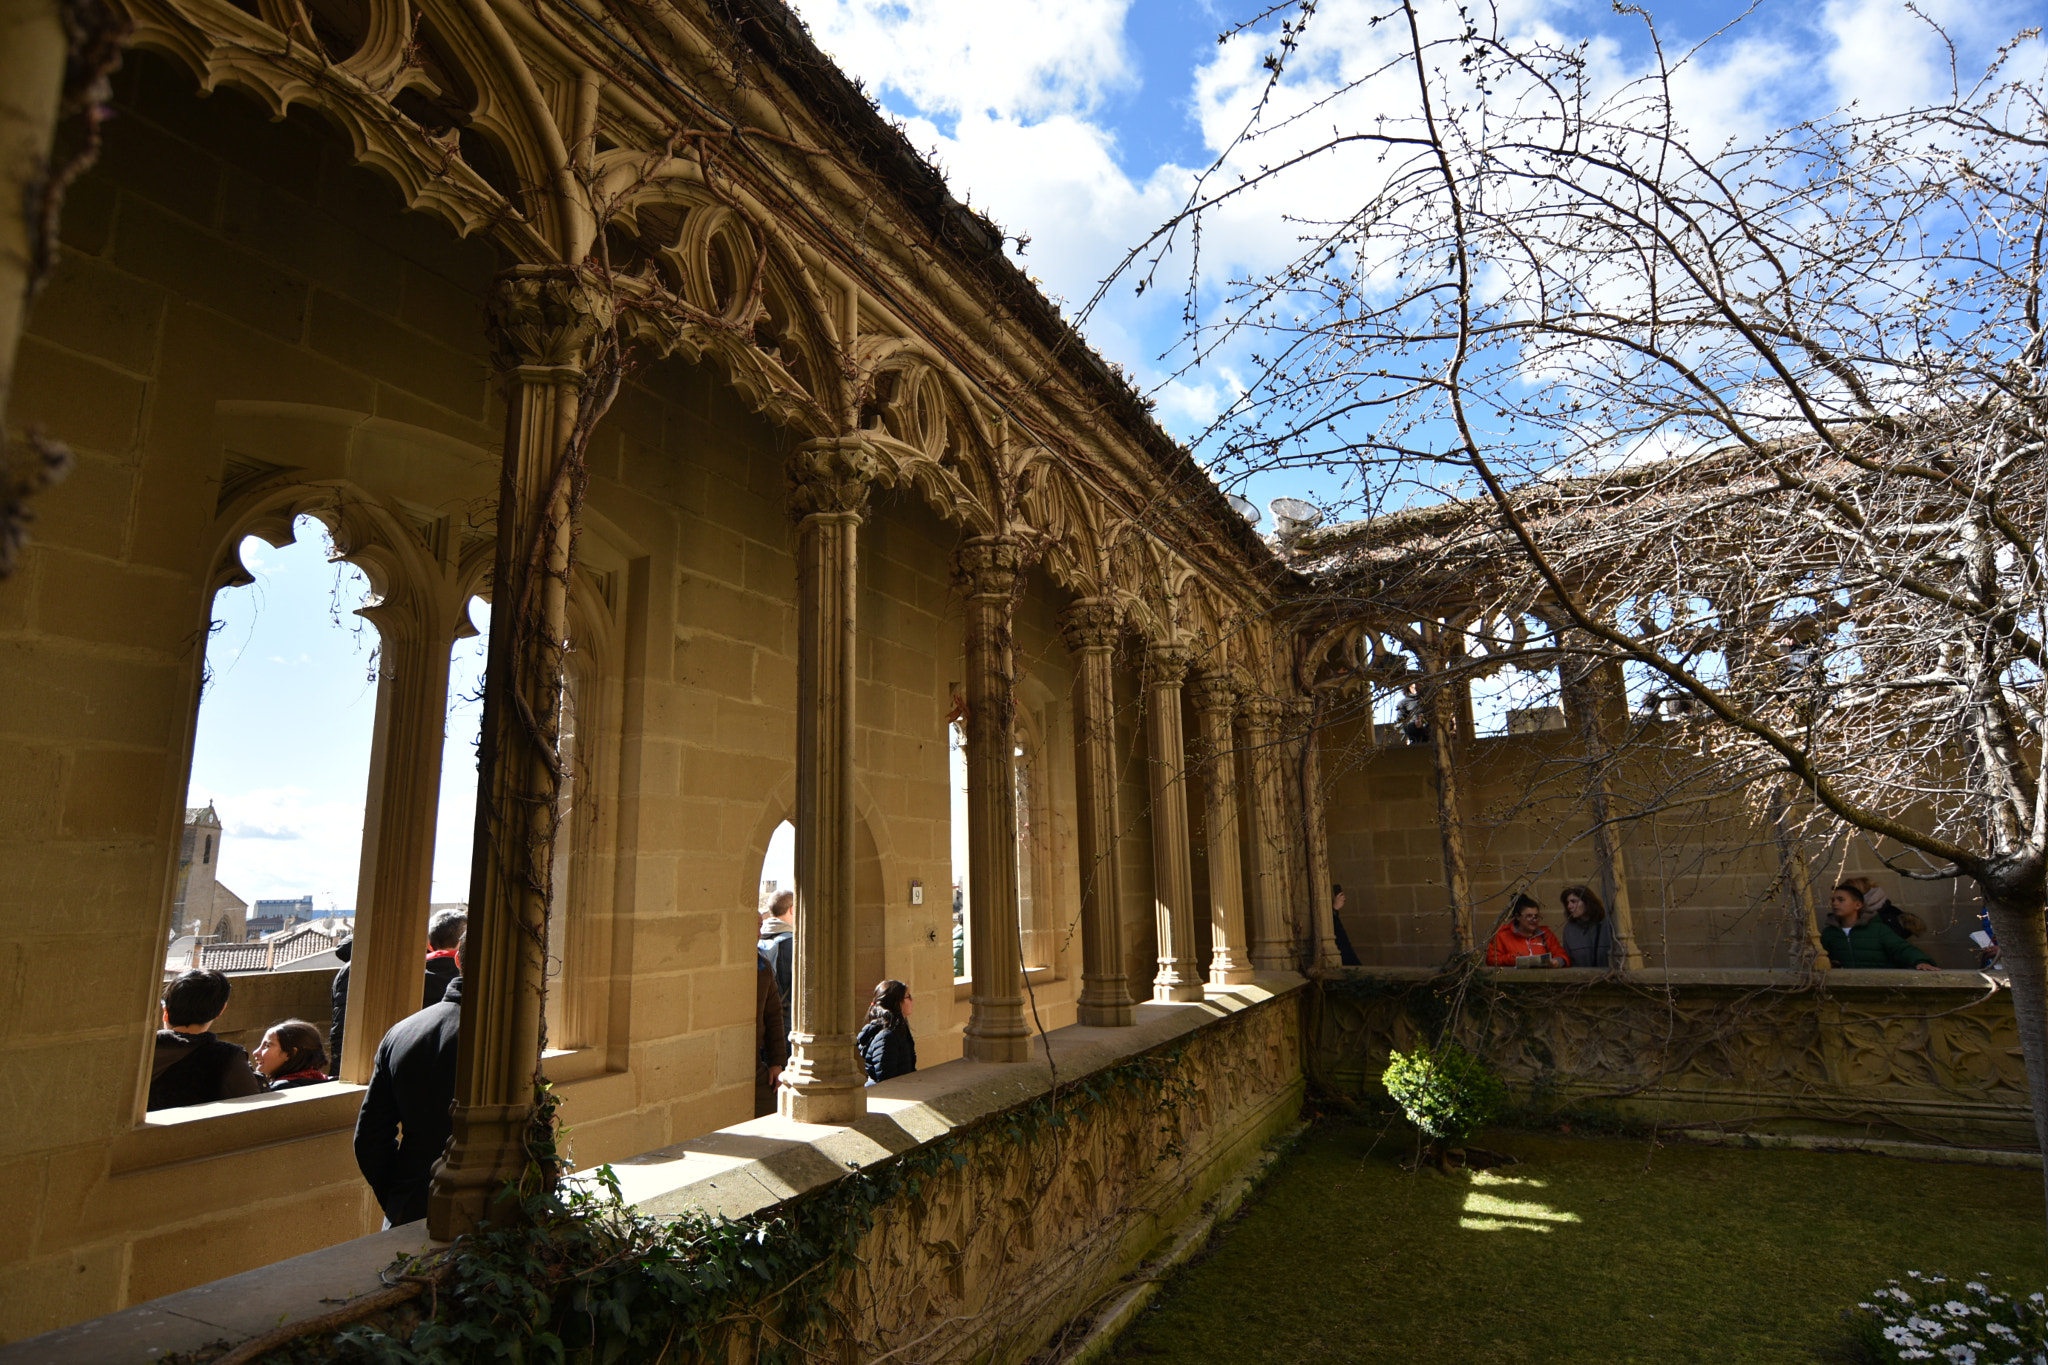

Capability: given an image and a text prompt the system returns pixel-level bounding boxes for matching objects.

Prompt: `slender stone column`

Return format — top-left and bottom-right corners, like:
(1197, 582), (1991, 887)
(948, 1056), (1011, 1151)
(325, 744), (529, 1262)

(1560, 658), (1645, 969)
(0, 0), (80, 579)
(433, 268), (613, 1236)
(781, 437), (878, 1121)
(339, 595), (456, 1083)
(1291, 696), (1338, 969)
(1143, 644), (1205, 1002)
(1190, 672), (1255, 985)
(1059, 599), (1132, 1025)
(1421, 665), (1477, 956)
(1236, 694), (1294, 971)
(957, 537), (1031, 1061)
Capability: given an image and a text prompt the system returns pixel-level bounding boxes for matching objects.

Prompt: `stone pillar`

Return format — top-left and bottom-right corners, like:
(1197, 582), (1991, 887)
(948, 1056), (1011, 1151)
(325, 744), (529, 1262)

(1292, 696), (1337, 969)
(0, 0), (79, 579)
(1236, 694), (1294, 972)
(1422, 666), (1477, 956)
(433, 268), (613, 1236)
(1060, 598), (1132, 1025)
(780, 436), (877, 1122)
(338, 595), (456, 1083)
(957, 537), (1031, 1061)
(0, 0), (64, 414)
(1190, 672), (1254, 985)
(1560, 658), (1645, 969)
(1142, 644), (1204, 1002)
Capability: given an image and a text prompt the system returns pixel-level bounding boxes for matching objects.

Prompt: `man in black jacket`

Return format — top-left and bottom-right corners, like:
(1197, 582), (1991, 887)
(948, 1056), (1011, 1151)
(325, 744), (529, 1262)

(353, 951), (461, 1227)
(149, 970), (264, 1110)
(328, 937), (352, 1077)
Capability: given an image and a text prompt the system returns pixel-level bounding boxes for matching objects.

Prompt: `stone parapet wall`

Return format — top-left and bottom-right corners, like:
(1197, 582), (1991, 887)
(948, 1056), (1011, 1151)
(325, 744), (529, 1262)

(1311, 968), (2030, 1148)
(0, 977), (1307, 1364)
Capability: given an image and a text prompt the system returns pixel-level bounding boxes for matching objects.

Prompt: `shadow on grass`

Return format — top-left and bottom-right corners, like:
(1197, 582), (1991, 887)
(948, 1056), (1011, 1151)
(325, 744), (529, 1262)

(1106, 1123), (2046, 1365)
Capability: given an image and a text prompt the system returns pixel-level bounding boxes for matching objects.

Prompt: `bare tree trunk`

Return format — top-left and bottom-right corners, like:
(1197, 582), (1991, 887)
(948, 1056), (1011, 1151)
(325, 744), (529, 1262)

(1982, 893), (2048, 1239)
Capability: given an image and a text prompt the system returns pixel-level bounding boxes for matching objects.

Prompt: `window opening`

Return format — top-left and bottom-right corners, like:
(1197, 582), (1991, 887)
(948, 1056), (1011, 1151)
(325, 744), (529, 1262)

(430, 596), (489, 905)
(950, 718), (969, 981)
(1469, 667), (1563, 737)
(169, 515), (377, 1097)
(544, 666), (580, 1047)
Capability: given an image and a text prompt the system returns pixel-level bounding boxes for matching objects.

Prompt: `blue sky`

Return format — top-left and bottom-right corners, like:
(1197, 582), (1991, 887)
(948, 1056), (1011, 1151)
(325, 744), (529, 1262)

(185, 0), (2040, 914)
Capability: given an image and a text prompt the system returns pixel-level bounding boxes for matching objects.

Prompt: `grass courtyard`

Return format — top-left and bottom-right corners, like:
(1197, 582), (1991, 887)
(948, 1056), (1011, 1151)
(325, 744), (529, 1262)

(1105, 1123), (2046, 1365)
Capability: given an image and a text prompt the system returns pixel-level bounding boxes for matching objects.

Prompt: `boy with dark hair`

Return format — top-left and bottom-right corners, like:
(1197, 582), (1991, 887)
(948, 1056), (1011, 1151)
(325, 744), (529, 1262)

(148, 970), (263, 1110)
(423, 908), (465, 1009)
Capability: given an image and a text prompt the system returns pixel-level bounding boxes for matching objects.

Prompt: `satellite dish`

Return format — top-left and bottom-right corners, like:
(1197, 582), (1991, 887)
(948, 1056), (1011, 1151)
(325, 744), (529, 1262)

(1269, 497), (1323, 529)
(1225, 493), (1260, 524)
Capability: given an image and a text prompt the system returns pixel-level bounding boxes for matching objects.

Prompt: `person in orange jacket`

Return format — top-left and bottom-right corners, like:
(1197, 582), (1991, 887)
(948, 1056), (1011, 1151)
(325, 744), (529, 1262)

(1485, 894), (1569, 967)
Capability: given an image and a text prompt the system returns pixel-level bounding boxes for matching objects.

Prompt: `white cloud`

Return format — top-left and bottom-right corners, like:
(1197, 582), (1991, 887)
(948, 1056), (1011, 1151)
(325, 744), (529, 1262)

(798, 0), (1136, 120)
(189, 784), (366, 907)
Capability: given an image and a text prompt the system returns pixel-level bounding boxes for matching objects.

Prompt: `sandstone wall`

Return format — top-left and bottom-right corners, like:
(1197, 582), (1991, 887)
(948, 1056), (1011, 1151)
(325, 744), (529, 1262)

(0, 51), (1157, 1340)
(1320, 715), (1988, 970)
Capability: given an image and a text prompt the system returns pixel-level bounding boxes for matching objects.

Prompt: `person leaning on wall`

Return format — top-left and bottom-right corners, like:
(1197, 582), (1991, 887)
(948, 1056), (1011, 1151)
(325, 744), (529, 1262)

(251, 1018), (329, 1090)
(1822, 883), (1938, 971)
(148, 969), (264, 1110)
(856, 979), (917, 1085)
(1331, 885), (1362, 966)
(754, 946), (789, 1117)
(1558, 885), (1616, 969)
(1484, 894), (1568, 968)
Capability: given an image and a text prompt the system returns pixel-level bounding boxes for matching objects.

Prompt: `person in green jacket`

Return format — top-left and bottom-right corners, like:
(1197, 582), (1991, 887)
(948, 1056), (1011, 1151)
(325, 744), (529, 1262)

(1821, 884), (1939, 971)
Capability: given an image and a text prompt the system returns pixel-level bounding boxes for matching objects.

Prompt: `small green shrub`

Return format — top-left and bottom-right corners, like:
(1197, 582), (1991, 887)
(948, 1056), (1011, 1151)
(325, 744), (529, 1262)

(1848, 1271), (2046, 1363)
(1381, 1040), (1506, 1152)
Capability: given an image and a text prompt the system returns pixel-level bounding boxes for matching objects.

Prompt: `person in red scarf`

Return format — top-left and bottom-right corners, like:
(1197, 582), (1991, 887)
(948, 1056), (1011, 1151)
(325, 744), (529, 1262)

(423, 907), (466, 1008)
(251, 1018), (331, 1090)
(1485, 894), (1568, 967)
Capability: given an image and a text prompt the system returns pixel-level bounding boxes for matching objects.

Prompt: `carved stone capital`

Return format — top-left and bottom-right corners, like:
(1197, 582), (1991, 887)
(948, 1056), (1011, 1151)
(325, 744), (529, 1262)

(1187, 671), (1238, 716)
(1144, 643), (1192, 687)
(787, 436), (880, 519)
(488, 266), (616, 372)
(1236, 692), (1285, 731)
(1058, 598), (1121, 652)
(953, 535), (1026, 598)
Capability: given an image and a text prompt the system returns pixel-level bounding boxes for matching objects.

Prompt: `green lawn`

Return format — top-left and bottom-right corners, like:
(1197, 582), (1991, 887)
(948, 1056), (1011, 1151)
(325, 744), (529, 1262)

(1106, 1124), (2046, 1365)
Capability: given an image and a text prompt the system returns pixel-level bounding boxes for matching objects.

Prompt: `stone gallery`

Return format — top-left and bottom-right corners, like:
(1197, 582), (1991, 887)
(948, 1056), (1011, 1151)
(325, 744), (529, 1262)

(0, 0), (2026, 1357)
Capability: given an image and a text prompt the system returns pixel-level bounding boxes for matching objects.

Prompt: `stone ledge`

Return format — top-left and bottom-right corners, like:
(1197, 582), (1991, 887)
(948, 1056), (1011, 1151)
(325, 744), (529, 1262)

(112, 1083), (367, 1174)
(1338, 966), (2009, 993)
(613, 973), (1304, 1220)
(2, 974), (1306, 1365)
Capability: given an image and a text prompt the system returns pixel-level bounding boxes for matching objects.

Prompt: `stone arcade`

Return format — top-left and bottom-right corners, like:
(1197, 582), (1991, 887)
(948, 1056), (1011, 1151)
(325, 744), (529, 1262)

(0, 0), (2026, 1357)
